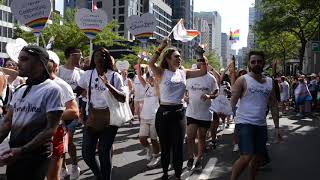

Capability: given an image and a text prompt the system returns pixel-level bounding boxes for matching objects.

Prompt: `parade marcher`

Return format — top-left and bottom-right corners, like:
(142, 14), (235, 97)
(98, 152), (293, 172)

(279, 76), (290, 115)
(185, 56), (218, 171)
(58, 47), (84, 179)
(148, 38), (207, 180)
(0, 46), (64, 180)
(136, 58), (161, 168)
(133, 66), (146, 122)
(46, 51), (80, 180)
(78, 47), (125, 180)
(294, 75), (312, 116)
(230, 51), (282, 180)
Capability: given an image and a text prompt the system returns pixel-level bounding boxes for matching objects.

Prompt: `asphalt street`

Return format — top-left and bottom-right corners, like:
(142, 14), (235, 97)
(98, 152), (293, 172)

(0, 110), (320, 180)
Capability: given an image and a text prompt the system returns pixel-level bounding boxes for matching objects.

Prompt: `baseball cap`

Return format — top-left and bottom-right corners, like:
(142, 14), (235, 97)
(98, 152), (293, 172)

(21, 45), (50, 77)
(47, 50), (60, 65)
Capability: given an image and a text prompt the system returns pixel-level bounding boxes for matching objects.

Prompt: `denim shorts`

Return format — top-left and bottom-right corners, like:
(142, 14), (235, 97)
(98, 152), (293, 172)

(235, 124), (268, 155)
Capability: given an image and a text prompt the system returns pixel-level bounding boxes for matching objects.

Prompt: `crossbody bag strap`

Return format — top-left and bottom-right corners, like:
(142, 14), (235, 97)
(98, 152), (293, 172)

(88, 70), (94, 104)
(111, 72), (115, 86)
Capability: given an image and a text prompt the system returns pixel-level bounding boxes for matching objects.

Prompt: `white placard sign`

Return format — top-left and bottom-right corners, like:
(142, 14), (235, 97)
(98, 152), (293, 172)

(75, 8), (108, 39)
(126, 13), (156, 39)
(6, 38), (28, 63)
(116, 60), (130, 71)
(11, 0), (51, 33)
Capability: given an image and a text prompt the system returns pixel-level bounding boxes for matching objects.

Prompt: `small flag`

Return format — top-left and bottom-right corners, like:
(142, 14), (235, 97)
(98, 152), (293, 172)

(229, 29), (240, 41)
(92, 1), (98, 12)
(172, 19), (200, 42)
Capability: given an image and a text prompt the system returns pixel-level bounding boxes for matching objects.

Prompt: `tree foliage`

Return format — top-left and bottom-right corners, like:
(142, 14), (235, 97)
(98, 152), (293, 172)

(255, 0), (320, 71)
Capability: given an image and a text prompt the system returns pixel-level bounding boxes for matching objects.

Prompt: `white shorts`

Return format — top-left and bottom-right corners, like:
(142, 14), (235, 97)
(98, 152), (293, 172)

(139, 119), (158, 139)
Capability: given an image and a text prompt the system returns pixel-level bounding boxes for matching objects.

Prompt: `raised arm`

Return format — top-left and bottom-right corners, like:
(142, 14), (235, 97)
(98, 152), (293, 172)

(186, 56), (208, 79)
(148, 38), (169, 78)
(136, 58), (147, 87)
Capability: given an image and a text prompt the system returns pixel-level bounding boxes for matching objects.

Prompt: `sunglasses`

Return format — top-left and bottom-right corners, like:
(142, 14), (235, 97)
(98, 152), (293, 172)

(250, 60), (263, 65)
(94, 78), (99, 89)
(196, 59), (205, 62)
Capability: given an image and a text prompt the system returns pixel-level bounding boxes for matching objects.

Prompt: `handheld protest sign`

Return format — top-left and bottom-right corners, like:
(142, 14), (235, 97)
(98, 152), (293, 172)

(6, 38), (28, 63)
(11, 0), (51, 36)
(126, 13), (156, 40)
(116, 60), (130, 71)
(75, 8), (108, 40)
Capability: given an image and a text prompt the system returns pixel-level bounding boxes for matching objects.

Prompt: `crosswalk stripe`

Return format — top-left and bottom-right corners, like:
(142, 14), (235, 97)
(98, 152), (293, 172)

(186, 158), (217, 180)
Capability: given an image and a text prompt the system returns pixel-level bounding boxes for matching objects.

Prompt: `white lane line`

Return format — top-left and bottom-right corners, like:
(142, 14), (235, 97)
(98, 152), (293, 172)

(186, 158), (217, 180)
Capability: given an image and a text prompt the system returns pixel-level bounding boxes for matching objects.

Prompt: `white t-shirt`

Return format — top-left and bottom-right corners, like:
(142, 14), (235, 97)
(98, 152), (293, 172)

(9, 79), (65, 156)
(133, 75), (145, 101)
(78, 69), (124, 109)
(280, 81), (289, 101)
(140, 84), (159, 120)
(58, 66), (84, 90)
(53, 76), (75, 104)
(160, 69), (186, 104)
(186, 73), (218, 121)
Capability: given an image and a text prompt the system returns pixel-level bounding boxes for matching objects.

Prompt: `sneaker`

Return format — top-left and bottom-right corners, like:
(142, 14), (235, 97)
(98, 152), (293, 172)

(210, 141), (217, 149)
(225, 123), (230, 129)
(233, 144), (239, 152)
(193, 160), (202, 171)
(147, 154), (161, 168)
(186, 159), (194, 170)
(70, 165), (80, 180)
(60, 167), (69, 180)
(296, 113), (304, 117)
(145, 147), (152, 160)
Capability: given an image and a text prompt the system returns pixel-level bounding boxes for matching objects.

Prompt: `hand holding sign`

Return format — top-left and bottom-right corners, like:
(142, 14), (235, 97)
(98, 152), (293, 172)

(126, 13), (156, 40)
(76, 8), (108, 39)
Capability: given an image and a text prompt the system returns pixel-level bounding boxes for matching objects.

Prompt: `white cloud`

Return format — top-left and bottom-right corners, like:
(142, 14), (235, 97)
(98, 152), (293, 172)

(194, 0), (255, 50)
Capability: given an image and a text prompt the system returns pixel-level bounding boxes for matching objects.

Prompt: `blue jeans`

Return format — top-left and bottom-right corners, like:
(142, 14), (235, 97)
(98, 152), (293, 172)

(82, 125), (118, 180)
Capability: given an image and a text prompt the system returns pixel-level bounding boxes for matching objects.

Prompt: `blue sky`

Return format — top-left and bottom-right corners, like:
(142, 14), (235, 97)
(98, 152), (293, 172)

(194, 0), (255, 50)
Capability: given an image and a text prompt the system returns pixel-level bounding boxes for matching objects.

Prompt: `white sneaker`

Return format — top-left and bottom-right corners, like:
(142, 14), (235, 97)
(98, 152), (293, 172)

(145, 147), (152, 160)
(147, 154), (161, 168)
(233, 144), (239, 152)
(60, 167), (69, 180)
(70, 165), (80, 180)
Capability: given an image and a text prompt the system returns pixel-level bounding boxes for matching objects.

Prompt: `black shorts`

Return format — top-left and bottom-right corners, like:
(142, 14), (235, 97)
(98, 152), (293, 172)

(187, 117), (211, 129)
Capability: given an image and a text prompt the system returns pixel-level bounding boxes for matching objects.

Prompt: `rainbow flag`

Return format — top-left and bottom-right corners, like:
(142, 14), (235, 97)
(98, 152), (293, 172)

(172, 19), (200, 42)
(229, 29), (240, 41)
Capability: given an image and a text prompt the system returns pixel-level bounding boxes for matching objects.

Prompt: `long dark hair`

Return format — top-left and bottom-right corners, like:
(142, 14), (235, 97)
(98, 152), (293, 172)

(159, 47), (178, 69)
(89, 47), (114, 71)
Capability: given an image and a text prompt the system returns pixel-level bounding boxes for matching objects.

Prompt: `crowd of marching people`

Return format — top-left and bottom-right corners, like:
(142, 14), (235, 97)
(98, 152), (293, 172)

(0, 37), (318, 180)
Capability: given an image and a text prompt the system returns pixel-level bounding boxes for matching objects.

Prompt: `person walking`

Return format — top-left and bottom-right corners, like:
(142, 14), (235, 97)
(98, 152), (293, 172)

(230, 51), (282, 180)
(148, 38), (207, 180)
(78, 47), (125, 180)
(0, 46), (64, 180)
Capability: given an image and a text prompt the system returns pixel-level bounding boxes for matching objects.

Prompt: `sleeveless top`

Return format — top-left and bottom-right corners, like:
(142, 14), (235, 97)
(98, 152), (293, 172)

(235, 74), (273, 126)
(160, 69), (186, 104)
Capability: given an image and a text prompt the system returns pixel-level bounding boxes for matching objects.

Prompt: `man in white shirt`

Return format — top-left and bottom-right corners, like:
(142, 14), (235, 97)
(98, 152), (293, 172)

(185, 57), (218, 171)
(230, 51), (282, 180)
(279, 76), (290, 115)
(57, 47), (84, 179)
(0, 46), (64, 180)
(46, 51), (80, 180)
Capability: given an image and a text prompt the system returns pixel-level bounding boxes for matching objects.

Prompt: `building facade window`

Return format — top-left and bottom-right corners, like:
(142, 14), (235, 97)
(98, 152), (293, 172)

(119, 7), (124, 14)
(119, 0), (125, 6)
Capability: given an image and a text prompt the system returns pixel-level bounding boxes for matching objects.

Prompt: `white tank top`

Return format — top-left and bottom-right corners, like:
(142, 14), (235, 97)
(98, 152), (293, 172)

(134, 75), (145, 101)
(160, 69), (186, 104)
(235, 74), (273, 126)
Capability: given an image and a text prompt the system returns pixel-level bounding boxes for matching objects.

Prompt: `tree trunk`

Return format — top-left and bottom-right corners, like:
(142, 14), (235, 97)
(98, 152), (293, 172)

(298, 41), (306, 73)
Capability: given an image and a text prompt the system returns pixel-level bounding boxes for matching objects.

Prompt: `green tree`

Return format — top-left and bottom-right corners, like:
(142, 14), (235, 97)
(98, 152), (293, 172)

(256, 0), (320, 71)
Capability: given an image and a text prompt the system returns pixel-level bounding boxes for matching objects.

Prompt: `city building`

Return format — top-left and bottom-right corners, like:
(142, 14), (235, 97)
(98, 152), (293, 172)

(194, 11), (222, 60)
(247, 7), (255, 50)
(237, 47), (248, 69)
(221, 32), (232, 68)
(302, 31), (320, 74)
(65, 0), (171, 41)
(170, 0), (194, 60)
(193, 17), (210, 53)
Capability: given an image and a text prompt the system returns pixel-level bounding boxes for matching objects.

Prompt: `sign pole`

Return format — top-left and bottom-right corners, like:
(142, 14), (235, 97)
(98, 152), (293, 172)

(90, 39), (93, 60)
(36, 36), (40, 46)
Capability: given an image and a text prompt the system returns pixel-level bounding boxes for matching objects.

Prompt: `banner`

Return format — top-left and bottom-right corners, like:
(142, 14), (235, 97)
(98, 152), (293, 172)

(75, 8), (108, 39)
(126, 13), (156, 40)
(11, 0), (52, 35)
